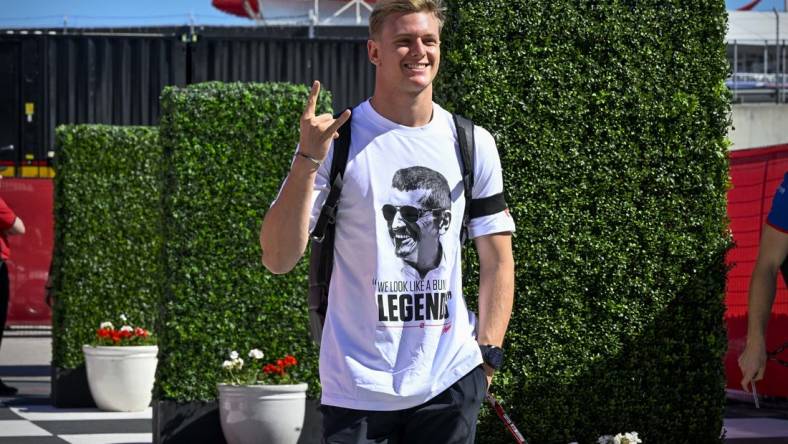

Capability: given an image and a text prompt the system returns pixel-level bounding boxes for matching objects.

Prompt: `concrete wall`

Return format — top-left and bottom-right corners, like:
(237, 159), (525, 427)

(729, 104), (788, 150)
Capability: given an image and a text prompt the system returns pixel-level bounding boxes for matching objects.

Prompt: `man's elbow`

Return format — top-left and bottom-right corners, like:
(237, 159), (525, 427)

(261, 251), (295, 275)
(260, 233), (293, 274)
(10, 218), (25, 235)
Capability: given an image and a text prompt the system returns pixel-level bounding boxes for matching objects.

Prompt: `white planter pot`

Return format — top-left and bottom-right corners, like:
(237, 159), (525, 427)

(218, 383), (308, 444)
(82, 345), (158, 412)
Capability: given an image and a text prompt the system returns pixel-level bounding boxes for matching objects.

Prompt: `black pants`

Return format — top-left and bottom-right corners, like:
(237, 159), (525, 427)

(321, 365), (487, 444)
(0, 262), (7, 350)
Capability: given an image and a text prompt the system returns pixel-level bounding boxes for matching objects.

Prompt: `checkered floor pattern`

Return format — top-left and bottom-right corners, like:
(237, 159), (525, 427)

(3, 398), (788, 444)
(0, 396), (151, 444)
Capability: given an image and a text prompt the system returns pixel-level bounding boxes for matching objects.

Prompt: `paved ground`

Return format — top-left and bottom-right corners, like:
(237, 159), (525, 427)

(0, 330), (151, 444)
(1, 330), (787, 443)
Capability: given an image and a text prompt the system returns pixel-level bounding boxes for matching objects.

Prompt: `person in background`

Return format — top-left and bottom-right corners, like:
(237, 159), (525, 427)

(0, 174), (26, 396)
(739, 172), (788, 391)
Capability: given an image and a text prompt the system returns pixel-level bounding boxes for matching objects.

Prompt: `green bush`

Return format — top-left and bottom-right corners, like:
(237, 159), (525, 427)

(155, 81), (332, 401)
(52, 125), (163, 369)
(438, 1), (731, 442)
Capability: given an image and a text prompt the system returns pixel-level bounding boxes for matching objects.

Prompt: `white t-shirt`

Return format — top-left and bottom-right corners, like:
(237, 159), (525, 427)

(306, 100), (515, 411)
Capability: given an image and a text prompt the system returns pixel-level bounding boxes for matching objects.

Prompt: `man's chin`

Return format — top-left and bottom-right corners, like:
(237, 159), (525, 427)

(399, 77), (433, 94)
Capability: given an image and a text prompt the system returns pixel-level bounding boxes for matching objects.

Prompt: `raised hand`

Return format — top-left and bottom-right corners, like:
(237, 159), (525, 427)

(299, 81), (351, 162)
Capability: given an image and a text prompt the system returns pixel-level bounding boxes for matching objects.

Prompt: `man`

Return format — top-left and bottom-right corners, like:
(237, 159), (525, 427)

(260, 1), (515, 442)
(0, 175), (25, 396)
(739, 172), (788, 392)
(384, 166), (452, 279)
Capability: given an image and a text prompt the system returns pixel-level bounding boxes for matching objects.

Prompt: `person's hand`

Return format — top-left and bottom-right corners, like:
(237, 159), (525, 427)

(483, 363), (494, 392)
(298, 80), (351, 162)
(738, 339), (767, 391)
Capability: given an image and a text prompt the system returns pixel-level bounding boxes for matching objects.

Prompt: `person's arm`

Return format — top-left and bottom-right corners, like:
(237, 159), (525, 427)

(0, 197), (21, 235)
(260, 81), (350, 274)
(6, 216), (24, 235)
(474, 232), (515, 388)
(739, 224), (788, 391)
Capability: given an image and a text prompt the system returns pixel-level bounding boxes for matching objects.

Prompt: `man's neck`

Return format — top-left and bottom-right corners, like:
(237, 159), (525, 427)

(369, 86), (434, 127)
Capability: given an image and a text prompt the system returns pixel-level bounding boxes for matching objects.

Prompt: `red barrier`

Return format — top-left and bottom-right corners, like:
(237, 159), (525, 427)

(1, 178), (53, 326)
(725, 143), (788, 397)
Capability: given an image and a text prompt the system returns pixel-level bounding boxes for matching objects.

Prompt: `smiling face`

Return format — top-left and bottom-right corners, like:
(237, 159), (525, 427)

(367, 11), (441, 96)
(384, 187), (452, 280)
(386, 188), (442, 264)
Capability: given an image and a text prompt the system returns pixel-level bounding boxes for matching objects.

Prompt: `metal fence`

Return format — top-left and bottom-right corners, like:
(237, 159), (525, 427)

(727, 40), (788, 104)
(0, 26), (374, 171)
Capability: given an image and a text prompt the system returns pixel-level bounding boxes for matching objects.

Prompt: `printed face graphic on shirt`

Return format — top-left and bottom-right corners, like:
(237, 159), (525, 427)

(383, 166), (451, 278)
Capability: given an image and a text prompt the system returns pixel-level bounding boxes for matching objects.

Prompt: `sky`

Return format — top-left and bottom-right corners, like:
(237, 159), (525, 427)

(0, 0), (784, 29)
(0, 0), (254, 29)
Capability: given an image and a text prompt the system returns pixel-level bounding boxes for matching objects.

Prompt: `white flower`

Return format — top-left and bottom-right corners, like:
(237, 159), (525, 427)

(233, 358), (244, 369)
(100, 322), (113, 330)
(622, 432), (641, 444)
(229, 350), (239, 360)
(120, 325), (133, 332)
(120, 314), (128, 322)
(596, 432), (641, 444)
(222, 360), (234, 370)
(248, 349), (264, 360)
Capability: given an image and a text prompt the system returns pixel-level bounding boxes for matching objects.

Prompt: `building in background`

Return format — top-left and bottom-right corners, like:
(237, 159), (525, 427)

(727, 11), (788, 105)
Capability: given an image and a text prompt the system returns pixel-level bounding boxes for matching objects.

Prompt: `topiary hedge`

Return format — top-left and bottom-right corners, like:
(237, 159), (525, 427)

(438, 1), (731, 442)
(52, 125), (164, 370)
(155, 82), (332, 402)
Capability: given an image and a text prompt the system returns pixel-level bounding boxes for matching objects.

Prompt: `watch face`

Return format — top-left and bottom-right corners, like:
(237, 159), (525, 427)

(483, 346), (503, 370)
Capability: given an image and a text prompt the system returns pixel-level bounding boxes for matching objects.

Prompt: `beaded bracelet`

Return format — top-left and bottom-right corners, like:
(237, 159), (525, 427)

(296, 151), (322, 168)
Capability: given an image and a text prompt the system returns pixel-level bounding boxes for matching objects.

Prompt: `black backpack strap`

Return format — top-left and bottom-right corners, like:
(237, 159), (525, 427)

(310, 111), (352, 243)
(307, 109), (352, 345)
(453, 114), (475, 243)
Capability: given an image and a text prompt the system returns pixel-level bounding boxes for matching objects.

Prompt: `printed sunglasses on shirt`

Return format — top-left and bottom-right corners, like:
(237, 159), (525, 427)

(382, 204), (445, 223)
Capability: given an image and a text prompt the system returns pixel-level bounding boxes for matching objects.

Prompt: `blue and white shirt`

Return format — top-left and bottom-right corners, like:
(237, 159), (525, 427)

(767, 172), (788, 233)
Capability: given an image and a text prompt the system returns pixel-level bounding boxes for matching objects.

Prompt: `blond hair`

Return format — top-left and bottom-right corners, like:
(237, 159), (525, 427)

(368, 0), (445, 38)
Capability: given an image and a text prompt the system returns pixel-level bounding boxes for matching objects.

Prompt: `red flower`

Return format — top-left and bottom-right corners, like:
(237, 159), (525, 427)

(260, 355), (297, 380)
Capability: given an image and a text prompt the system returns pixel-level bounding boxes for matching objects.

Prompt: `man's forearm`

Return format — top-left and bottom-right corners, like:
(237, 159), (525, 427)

(747, 263), (778, 343)
(260, 157), (319, 274)
(476, 255), (515, 347)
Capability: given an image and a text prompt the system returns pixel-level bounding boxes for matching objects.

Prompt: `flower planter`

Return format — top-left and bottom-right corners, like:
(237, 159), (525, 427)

(218, 383), (308, 444)
(82, 345), (158, 412)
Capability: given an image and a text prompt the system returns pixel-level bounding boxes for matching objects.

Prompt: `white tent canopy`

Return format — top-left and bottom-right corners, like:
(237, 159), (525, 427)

(727, 11), (788, 44)
(248, 0), (373, 26)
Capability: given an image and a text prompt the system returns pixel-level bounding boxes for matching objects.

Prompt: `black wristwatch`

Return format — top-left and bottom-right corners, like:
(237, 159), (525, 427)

(479, 344), (504, 371)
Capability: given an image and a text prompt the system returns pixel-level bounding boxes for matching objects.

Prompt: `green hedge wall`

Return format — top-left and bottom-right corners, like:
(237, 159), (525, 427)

(52, 125), (163, 369)
(438, 1), (731, 442)
(155, 82), (332, 401)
